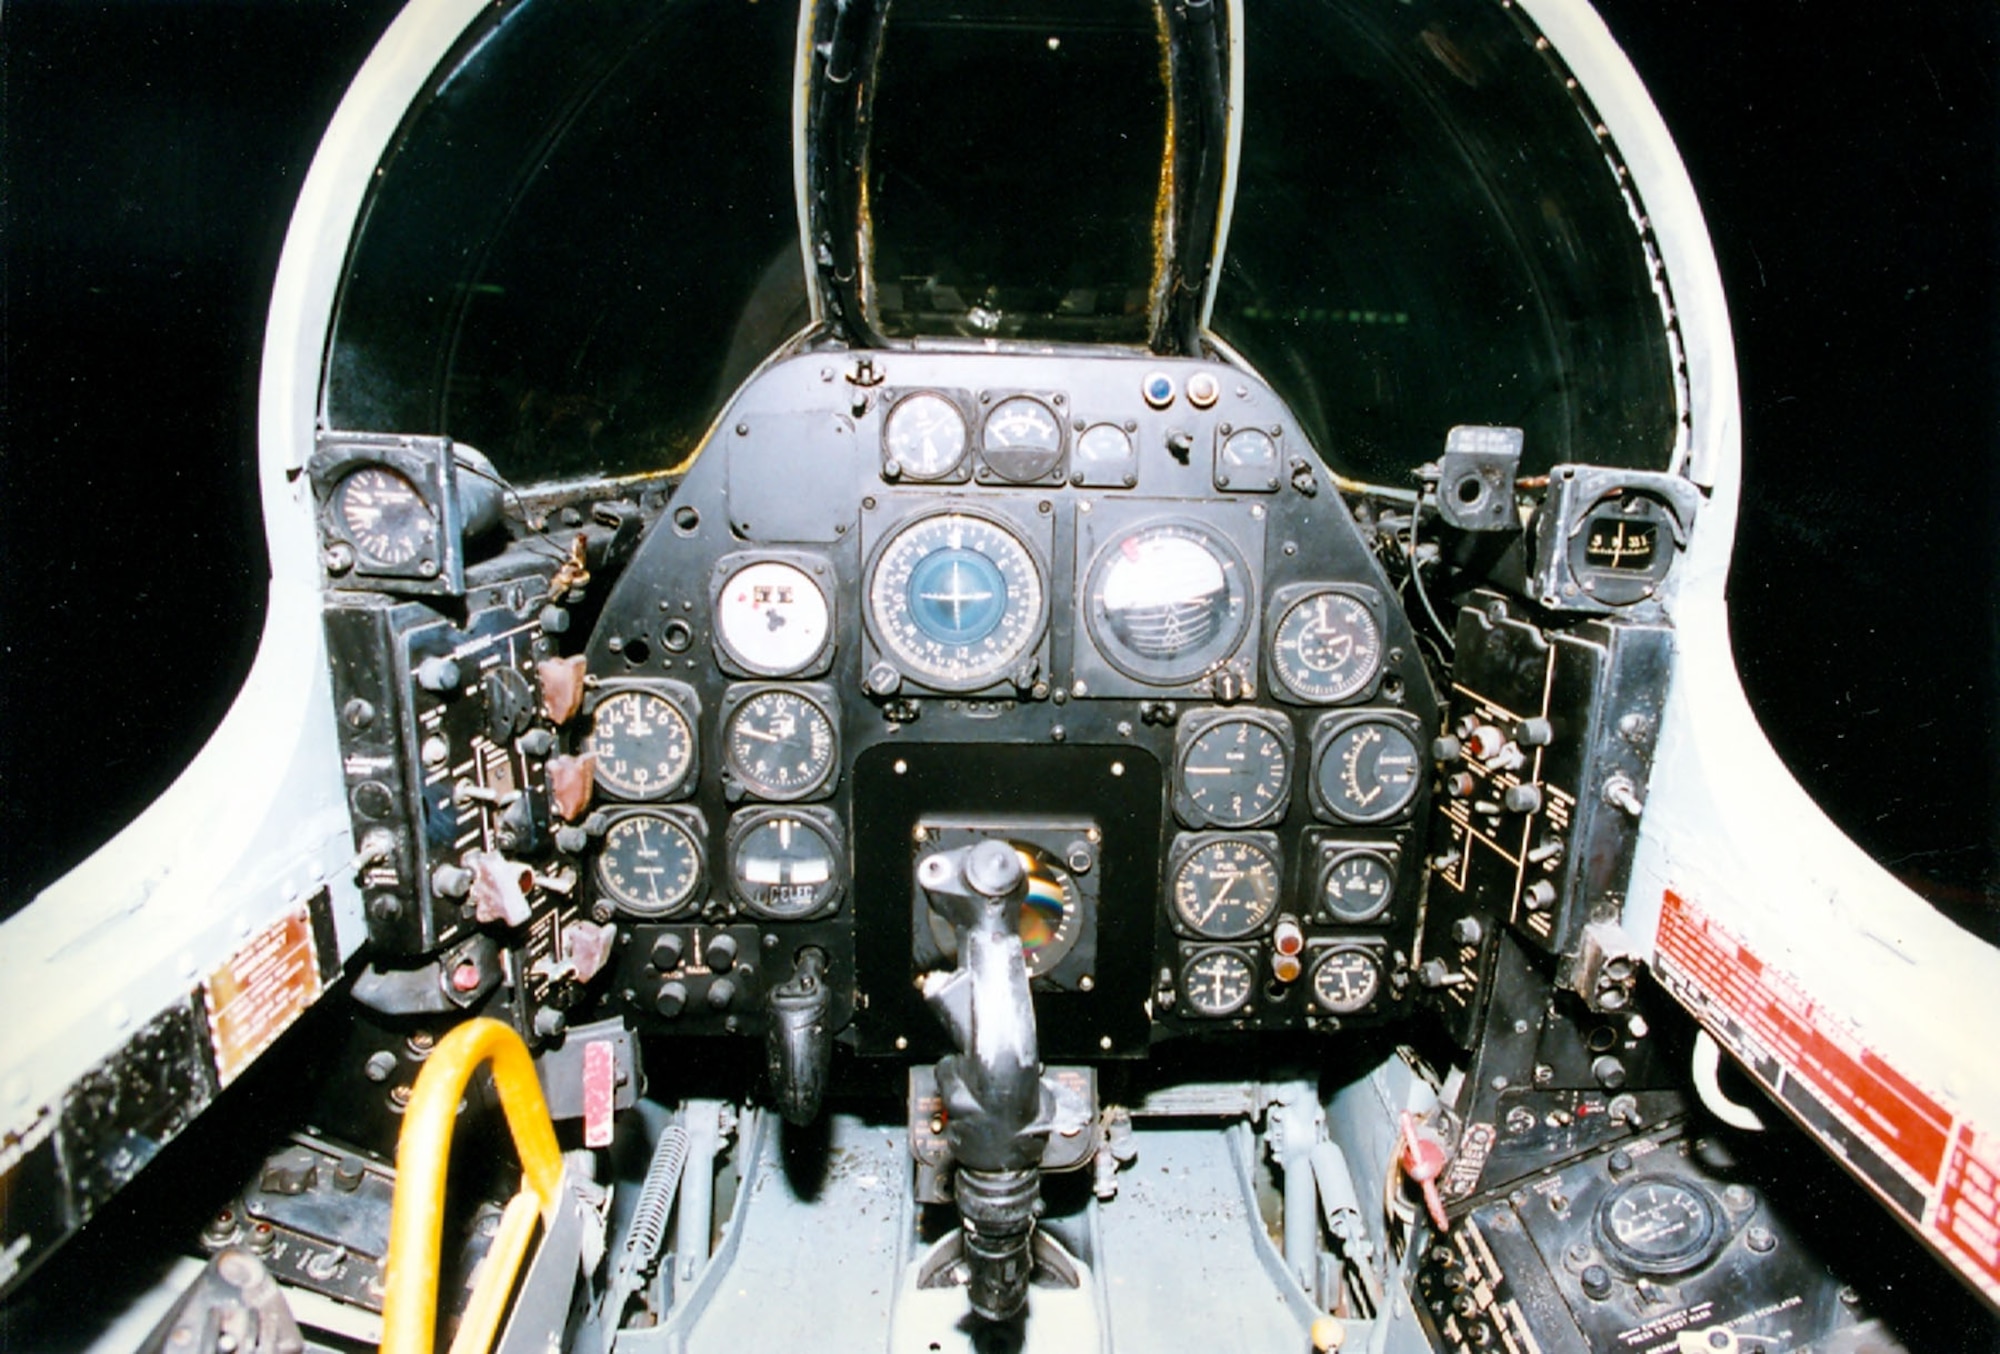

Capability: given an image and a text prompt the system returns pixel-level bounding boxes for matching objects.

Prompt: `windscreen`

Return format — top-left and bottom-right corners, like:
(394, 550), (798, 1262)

(864, 0), (1168, 346)
(323, 0), (806, 484)
(1210, 0), (1681, 483)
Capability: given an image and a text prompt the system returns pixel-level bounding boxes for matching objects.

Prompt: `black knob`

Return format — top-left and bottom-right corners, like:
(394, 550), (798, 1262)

(706, 934), (739, 972)
(707, 978), (738, 1011)
(1581, 1265), (1612, 1300)
(655, 982), (688, 1018)
(651, 934), (685, 971)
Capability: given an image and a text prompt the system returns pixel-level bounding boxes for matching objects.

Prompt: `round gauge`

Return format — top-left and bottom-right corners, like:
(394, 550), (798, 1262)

(1313, 718), (1421, 824)
(727, 809), (843, 919)
(884, 392), (969, 480)
(714, 560), (832, 677)
(1594, 1178), (1726, 1276)
(333, 466), (437, 569)
(866, 511), (1046, 692)
(980, 396), (1064, 483)
(1075, 423), (1133, 470)
(724, 688), (837, 801)
(594, 811), (704, 918)
(1217, 428), (1280, 489)
(586, 687), (696, 800)
(1170, 836), (1281, 940)
(1084, 520), (1253, 686)
(927, 843), (1083, 981)
(1310, 946), (1382, 1015)
(1270, 590), (1384, 703)
(1177, 715), (1291, 829)
(1318, 849), (1396, 923)
(1181, 948), (1255, 1018)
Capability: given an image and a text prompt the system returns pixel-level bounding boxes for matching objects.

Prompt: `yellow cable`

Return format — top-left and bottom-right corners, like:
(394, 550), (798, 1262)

(380, 1018), (566, 1354)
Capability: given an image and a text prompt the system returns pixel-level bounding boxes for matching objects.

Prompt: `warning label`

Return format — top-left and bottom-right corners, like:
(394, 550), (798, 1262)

(1654, 889), (1999, 1306)
(204, 906), (322, 1087)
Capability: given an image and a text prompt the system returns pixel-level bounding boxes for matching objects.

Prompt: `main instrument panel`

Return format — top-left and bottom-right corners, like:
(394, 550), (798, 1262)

(565, 351), (1440, 1058)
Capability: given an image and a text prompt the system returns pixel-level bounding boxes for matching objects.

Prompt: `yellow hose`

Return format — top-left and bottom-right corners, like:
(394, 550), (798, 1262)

(379, 1018), (566, 1354)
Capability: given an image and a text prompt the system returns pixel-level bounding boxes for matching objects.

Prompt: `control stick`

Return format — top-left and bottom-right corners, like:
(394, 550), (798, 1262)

(917, 840), (1057, 1322)
(764, 947), (832, 1125)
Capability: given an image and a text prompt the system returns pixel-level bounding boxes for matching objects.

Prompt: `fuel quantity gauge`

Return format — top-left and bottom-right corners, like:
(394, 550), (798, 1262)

(1169, 834), (1282, 940)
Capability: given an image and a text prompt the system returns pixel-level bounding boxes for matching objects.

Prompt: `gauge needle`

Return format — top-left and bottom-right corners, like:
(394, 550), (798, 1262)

(737, 725), (781, 743)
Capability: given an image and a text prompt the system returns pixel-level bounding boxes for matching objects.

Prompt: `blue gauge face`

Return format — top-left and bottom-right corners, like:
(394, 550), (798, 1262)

(868, 511), (1046, 691)
(906, 547), (1008, 644)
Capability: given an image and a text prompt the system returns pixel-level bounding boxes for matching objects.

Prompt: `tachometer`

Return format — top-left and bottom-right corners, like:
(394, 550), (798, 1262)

(723, 687), (837, 801)
(1084, 520), (1253, 686)
(1170, 834), (1281, 940)
(1311, 715), (1421, 824)
(585, 684), (697, 800)
(1269, 588), (1383, 703)
(883, 391), (969, 480)
(866, 510), (1046, 692)
(1174, 711), (1293, 829)
(594, 808), (705, 919)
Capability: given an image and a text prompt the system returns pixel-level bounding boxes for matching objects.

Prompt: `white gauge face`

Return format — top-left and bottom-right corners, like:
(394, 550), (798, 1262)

(714, 560), (831, 676)
(884, 392), (969, 479)
(594, 811), (704, 918)
(585, 688), (695, 800)
(867, 511), (1046, 692)
(1271, 590), (1383, 702)
(1086, 521), (1253, 685)
(1076, 423), (1132, 466)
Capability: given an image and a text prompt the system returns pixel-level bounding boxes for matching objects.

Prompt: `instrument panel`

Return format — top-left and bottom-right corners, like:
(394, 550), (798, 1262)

(575, 351), (1439, 1053)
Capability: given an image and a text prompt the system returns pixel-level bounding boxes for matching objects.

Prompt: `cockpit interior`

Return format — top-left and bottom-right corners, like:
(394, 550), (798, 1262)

(3, 2), (1996, 1352)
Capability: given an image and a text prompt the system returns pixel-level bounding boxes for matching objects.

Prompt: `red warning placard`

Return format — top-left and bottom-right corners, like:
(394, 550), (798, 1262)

(1654, 889), (1999, 1308)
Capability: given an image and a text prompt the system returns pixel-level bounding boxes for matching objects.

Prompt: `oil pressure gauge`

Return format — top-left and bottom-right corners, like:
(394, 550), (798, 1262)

(1317, 847), (1397, 923)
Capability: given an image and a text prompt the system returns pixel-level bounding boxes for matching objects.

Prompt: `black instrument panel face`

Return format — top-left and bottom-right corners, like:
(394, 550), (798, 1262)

(580, 352), (1439, 1049)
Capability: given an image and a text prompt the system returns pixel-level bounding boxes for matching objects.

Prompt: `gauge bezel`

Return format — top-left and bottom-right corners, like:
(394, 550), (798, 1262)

(709, 551), (836, 679)
(1313, 844), (1400, 924)
(975, 391), (1069, 485)
(1178, 946), (1258, 1018)
(582, 679), (701, 802)
(1592, 1176), (1728, 1277)
(719, 682), (840, 802)
(1266, 583), (1388, 705)
(307, 435), (468, 597)
(862, 503), (1051, 695)
(724, 804), (846, 920)
(1080, 513), (1258, 690)
(1072, 422), (1138, 489)
(1307, 709), (1425, 825)
(1212, 424), (1283, 493)
(880, 388), (974, 483)
(1166, 831), (1284, 941)
(1172, 707), (1296, 830)
(1308, 943), (1385, 1015)
(592, 805), (708, 920)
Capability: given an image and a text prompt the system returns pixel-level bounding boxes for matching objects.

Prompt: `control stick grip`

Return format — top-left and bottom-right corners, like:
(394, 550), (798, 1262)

(765, 948), (832, 1125)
